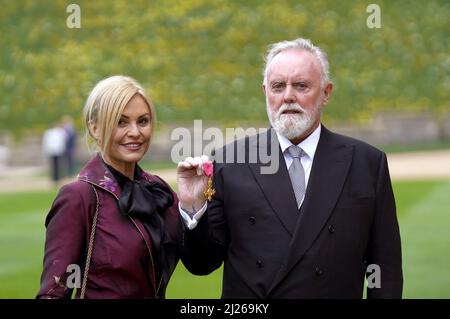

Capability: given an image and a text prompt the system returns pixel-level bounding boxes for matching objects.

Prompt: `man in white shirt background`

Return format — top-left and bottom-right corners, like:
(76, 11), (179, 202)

(42, 121), (66, 186)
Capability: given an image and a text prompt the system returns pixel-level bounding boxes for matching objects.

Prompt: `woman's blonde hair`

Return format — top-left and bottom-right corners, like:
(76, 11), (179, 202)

(83, 75), (155, 156)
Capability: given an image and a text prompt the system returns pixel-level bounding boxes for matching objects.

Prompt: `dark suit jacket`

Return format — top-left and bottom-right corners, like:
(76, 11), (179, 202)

(181, 125), (402, 298)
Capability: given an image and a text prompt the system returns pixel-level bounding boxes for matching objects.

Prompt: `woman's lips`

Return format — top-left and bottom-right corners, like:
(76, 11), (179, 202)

(122, 143), (143, 151)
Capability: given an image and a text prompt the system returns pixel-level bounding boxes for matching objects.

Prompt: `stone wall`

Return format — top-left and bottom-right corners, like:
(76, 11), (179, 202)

(332, 112), (447, 146)
(1, 112), (449, 167)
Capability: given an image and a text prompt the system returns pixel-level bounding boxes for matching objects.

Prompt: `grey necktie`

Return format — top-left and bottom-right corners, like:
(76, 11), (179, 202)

(287, 145), (306, 209)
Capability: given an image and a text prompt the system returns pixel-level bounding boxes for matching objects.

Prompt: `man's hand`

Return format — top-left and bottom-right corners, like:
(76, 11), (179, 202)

(177, 155), (210, 212)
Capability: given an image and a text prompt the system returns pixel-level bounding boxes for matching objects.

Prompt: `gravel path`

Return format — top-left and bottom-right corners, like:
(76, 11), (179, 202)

(387, 150), (450, 181)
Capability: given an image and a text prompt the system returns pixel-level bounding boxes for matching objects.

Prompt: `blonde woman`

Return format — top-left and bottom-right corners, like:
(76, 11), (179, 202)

(37, 75), (181, 298)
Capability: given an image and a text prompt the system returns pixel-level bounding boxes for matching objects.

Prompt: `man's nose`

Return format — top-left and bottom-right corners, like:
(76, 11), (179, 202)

(283, 84), (296, 104)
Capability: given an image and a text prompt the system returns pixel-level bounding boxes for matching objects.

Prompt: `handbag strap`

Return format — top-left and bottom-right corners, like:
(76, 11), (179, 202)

(80, 184), (100, 299)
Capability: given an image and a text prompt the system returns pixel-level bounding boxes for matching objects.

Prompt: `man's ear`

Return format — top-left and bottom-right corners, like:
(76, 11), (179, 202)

(262, 83), (267, 95)
(322, 82), (333, 106)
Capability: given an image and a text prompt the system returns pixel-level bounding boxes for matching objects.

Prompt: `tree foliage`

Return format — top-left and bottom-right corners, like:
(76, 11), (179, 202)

(0, 0), (448, 136)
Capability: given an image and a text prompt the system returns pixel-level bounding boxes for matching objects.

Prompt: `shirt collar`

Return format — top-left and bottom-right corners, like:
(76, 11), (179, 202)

(276, 123), (322, 161)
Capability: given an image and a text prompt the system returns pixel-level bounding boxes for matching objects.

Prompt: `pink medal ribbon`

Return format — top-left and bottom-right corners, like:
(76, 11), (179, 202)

(202, 161), (215, 201)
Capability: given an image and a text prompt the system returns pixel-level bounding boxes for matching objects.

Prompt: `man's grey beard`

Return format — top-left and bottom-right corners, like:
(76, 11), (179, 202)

(267, 100), (320, 141)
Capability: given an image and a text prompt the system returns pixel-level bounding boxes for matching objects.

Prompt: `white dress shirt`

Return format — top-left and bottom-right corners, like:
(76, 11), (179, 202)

(179, 201), (207, 230)
(179, 124), (322, 229)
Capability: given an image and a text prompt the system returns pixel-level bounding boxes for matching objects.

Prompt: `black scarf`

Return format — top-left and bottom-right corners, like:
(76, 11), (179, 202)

(104, 162), (174, 292)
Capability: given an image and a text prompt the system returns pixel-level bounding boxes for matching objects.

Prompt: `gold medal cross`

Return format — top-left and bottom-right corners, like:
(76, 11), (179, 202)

(204, 177), (216, 201)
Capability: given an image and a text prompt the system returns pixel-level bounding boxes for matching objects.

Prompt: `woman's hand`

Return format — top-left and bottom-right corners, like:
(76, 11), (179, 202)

(177, 155), (210, 212)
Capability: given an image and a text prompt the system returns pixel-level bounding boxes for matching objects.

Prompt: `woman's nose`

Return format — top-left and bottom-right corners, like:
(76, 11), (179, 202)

(127, 123), (140, 136)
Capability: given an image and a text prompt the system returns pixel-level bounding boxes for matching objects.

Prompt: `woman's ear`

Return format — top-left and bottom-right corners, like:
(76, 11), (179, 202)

(89, 122), (99, 140)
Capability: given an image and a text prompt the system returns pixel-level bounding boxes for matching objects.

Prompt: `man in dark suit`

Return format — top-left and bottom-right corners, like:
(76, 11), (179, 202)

(177, 38), (403, 298)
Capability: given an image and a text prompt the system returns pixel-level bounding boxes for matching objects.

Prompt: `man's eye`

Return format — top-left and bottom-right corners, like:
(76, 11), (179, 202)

(271, 83), (285, 92)
(293, 82), (308, 90)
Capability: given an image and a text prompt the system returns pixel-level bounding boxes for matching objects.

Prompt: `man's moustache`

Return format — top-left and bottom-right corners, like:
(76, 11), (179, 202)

(277, 104), (305, 116)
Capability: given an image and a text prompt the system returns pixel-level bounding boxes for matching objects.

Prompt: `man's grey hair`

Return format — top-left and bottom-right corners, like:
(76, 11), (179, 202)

(262, 38), (331, 88)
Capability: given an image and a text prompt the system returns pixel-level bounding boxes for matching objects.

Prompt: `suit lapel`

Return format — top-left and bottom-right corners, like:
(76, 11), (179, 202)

(248, 129), (299, 236)
(267, 126), (354, 295)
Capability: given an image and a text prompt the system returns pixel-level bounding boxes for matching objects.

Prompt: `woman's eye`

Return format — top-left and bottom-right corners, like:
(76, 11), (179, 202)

(139, 118), (150, 125)
(118, 120), (127, 127)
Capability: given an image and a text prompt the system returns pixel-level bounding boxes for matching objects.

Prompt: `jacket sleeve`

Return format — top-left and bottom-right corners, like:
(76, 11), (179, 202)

(179, 162), (229, 275)
(366, 152), (403, 298)
(36, 182), (92, 299)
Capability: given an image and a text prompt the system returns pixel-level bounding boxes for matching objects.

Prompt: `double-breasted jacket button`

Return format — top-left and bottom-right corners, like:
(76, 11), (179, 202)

(249, 216), (256, 225)
(315, 266), (323, 276)
(256, 260), (263, 268)
(328, 224), (335, 233)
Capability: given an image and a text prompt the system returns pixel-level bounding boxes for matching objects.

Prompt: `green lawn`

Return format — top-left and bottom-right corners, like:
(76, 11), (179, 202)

(0, 179), (449, 298)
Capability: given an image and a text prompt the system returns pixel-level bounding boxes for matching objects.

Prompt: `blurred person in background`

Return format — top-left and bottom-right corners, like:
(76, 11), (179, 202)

(42, 121), (66, 186)
(37, 75), (182, 299)
(62, 115), (77, 176)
